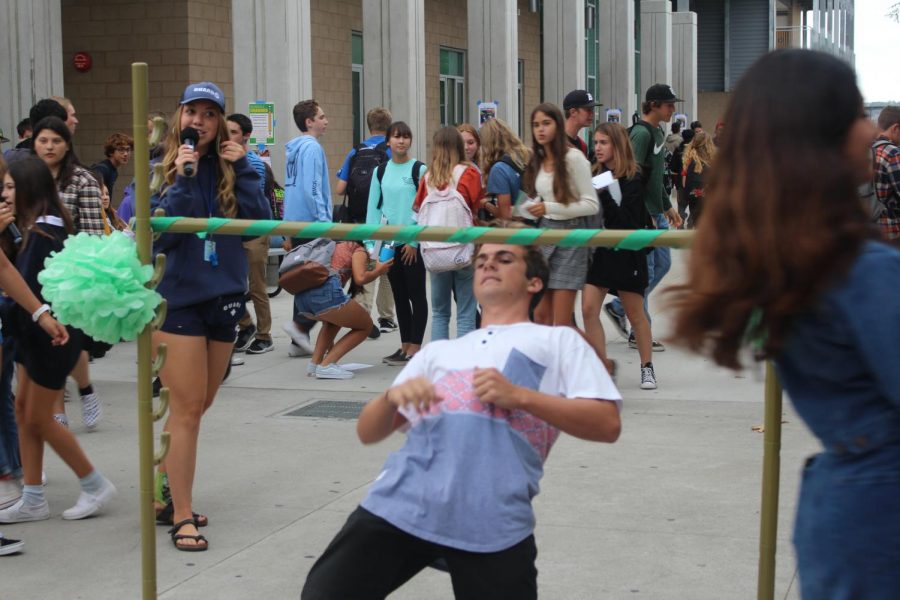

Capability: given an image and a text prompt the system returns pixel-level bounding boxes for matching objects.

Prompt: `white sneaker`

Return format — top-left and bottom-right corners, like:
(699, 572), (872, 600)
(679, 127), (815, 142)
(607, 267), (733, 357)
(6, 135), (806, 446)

(640, 364), (658, 390)
(80, 392), (101, 430)
(287, 342), (310, 358)
(62, 478), (116, 520)
(53, 413), (69, 428)
(0, 498), (50, 523)
(307, 361), (318, 377)
(282, 321), (313, 354)
(230, 354), (245, 366)
(315, 364), (354, 380)
(0, 479), (22, 510)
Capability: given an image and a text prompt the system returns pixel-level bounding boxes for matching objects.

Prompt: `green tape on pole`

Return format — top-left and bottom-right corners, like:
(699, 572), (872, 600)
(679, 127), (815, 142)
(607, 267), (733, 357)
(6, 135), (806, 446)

(615, 229), (666, 251)
(295, 222), (337, 238)
(150, 217), (183, 231)
(505, 229), (546, 245)
(558, 229), (602, 248)
(394, 225), (427, 244)
(204, 217), (230, 233)
(344, 224), (380, 241)
(447, 226), (492, 243)
(241, 220), (284, 237)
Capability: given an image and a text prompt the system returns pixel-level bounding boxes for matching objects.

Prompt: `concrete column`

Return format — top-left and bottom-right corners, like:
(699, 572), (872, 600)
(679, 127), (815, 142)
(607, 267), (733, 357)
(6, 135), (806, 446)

(232, 0), (313, 179)
(362, 0), (426, 160)
(0, 0), (64, 147)
(672, 11), (697, 125)
(542, 0), (585, 107)
(598, 0), (636, 124)
(467, 0), (518, 128)
(639, 0), (672, 99)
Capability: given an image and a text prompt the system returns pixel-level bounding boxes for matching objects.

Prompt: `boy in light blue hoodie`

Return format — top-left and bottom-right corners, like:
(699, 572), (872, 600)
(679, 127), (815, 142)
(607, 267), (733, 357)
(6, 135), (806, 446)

(284, 99), (331, 223)
(282, 99), (332, 357)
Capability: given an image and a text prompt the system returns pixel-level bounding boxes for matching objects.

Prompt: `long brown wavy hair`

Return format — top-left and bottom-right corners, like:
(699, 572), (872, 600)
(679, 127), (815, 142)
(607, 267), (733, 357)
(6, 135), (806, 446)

(682, 130), (716, 174)
(522, 103), (576, 205)
(669, 50), (872, 370)
(160, 104), (238, 217)
(479, 118), (531, 176)
(427, 126), (466, 189)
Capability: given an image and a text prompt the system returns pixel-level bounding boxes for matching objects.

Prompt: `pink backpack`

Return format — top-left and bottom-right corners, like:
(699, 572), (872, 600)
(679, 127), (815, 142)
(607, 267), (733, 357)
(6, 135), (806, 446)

(416, 165), (474, 272)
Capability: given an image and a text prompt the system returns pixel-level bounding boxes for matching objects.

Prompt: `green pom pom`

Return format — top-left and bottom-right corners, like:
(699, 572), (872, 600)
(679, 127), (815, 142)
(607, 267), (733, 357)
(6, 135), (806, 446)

(38, 232), (162, 344)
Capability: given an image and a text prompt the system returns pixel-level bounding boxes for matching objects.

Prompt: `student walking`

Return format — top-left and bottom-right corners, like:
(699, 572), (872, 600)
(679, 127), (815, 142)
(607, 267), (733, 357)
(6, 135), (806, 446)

(581, 124), (655, 388)
(681, 130), (716, 228)
(0, 158), (115, 525)
(521, 103), (598, 327)
(366, 122), (427, 365)
(150, 82), (270, 551)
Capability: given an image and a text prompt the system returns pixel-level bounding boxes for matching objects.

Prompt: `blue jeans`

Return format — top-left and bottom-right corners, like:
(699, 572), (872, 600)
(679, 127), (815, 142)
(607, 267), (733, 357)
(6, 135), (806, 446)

(429, 266), (476, 341)
(0, 336), (20, 478)
(610, 213), (671, 327)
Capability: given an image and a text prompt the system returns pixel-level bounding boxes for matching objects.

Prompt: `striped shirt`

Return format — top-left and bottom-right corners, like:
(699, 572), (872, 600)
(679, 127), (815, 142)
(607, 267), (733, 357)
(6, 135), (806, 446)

(58, 166), (105, 235)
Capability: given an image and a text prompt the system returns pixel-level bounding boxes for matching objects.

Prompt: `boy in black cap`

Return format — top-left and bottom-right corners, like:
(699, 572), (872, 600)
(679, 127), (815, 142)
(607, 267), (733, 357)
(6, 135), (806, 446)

(604, 84), (684, 383)
(563, 89), (602, 159)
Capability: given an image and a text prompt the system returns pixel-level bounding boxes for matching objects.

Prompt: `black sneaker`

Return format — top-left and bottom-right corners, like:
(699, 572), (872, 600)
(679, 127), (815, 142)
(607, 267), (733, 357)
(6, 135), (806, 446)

(368, 324), (381, 339)
(603, 303), (629, 340)
(0, 534), (24, 556)
(235, 326), (256, 352)
(628, 335), (666, 352)
(246, 339), (274, 354)
(378, 318), (398, 333)
(640, 362), (658, 390)
(382, 349), (404, 364)
(384, 353), (411, 366)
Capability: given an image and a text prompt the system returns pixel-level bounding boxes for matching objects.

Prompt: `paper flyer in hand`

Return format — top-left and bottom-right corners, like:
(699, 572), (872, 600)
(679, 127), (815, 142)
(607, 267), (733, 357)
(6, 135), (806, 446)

(591, 172), (622, 206)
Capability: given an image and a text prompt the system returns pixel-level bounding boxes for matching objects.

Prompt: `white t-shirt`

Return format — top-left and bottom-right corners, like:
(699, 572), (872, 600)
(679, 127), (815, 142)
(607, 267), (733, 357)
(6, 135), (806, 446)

(361, 322), (621, 552)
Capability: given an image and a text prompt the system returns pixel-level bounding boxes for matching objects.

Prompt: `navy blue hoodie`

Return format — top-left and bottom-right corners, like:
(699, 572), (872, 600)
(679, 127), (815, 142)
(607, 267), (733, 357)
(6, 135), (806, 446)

(151, 152), (271, 310)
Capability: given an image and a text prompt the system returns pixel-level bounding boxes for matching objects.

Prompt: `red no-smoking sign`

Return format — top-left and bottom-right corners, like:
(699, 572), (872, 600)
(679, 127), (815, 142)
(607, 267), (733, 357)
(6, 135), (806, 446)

(73, 52), (92, 72)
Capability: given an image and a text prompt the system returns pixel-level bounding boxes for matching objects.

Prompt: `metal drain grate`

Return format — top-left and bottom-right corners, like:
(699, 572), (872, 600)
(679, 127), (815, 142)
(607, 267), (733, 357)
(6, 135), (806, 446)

(284, 400), (366, 420)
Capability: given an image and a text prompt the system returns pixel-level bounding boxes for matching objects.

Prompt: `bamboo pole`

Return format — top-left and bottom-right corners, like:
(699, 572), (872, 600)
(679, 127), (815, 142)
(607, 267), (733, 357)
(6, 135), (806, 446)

(132, 63), (157, 600)
(757, 362), (783, 600)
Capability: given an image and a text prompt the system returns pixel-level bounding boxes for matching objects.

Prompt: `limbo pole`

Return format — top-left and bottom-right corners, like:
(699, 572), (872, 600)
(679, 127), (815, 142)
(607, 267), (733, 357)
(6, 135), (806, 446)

(757, 362), (784, 600)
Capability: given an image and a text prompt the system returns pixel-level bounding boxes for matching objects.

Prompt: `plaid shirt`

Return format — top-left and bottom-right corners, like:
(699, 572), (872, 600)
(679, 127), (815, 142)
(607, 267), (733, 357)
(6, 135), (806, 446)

(874, 136), (900, 216)
(58, 166), (105, 235)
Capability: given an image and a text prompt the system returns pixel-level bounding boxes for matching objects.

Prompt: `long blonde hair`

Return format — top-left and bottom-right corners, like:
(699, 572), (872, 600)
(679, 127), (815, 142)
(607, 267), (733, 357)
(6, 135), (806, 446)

(161, 105), (238, 217)
(683, 130), (716, 174)
(427, 126), (466, 189)
(479, 118), (531, 175)
(592, 123), (639, 180)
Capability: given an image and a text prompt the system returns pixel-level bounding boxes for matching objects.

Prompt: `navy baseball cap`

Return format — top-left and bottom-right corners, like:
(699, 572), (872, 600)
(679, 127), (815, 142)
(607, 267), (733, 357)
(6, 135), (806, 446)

(563, 89), (603, 111)
(180, 82), (225, 112)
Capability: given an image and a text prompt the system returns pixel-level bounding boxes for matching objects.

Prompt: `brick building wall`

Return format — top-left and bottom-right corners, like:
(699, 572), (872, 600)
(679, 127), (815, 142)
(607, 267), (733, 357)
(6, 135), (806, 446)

(60, 0), (232, 204)
(424, 0), (468, 154)
(310, 0), (363, 191)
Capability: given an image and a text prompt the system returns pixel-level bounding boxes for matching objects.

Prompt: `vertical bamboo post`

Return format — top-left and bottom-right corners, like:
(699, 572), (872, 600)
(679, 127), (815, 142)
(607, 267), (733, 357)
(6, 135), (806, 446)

(757, 362), (783, 600)
(132, 62), (157, 600)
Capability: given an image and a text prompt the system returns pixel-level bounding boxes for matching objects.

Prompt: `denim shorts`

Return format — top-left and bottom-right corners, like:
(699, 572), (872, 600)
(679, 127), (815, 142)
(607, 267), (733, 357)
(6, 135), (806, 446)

(161, 293), (246, 342)
(293, 275), (349, 319)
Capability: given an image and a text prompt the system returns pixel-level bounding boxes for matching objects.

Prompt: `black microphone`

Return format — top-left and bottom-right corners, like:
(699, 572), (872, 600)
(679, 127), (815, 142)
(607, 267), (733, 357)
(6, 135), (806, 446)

(7, 223), (22, 245)
(180, 127), (200, 177)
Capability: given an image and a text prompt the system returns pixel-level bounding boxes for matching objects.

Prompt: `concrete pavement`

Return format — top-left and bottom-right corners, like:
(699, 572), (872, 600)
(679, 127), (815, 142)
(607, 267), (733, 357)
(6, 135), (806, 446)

(0, 250), (819, 599)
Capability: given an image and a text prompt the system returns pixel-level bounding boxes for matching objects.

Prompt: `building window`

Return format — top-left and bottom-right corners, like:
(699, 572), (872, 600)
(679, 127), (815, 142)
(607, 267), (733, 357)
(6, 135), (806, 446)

(517, 59), (524, 137)
(439, 47), (466, 126)
(585, 0), (600, 136)
(351, 31), (364, 146)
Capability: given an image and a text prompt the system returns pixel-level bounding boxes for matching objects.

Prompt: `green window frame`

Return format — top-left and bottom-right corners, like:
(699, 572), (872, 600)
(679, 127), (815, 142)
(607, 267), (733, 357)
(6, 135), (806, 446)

(351, 31), (364, 146)
(439, 47), (466, 126)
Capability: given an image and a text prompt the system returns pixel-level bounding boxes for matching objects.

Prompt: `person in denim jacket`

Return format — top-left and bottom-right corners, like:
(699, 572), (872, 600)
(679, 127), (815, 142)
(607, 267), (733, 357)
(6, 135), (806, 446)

(670, 50), (898, 599)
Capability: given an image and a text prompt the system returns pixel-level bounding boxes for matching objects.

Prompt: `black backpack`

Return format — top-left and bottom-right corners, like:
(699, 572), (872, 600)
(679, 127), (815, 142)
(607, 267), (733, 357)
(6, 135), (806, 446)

(628, 121), (673, 195)
(342, 141), (389, 223)
(375, 160), (425, 211)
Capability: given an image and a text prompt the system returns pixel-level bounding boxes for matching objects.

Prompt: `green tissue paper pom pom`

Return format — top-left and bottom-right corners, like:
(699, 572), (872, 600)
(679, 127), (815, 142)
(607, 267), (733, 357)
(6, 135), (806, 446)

(37, 232), (162, 344)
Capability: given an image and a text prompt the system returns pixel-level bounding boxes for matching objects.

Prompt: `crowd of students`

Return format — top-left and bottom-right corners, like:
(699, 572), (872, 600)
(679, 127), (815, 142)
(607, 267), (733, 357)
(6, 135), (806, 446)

(1, 48), (898, 600)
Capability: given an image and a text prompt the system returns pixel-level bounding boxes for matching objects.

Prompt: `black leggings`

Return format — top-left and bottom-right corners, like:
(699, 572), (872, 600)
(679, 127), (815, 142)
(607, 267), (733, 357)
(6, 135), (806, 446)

(387, 246), (428, 345)
(301, 506), (538, 600)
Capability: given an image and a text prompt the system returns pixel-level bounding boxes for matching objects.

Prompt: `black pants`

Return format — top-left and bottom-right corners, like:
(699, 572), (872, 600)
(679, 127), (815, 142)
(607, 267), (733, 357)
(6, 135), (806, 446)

(301, 507), (538, 600)
(386, 246), (428, 346)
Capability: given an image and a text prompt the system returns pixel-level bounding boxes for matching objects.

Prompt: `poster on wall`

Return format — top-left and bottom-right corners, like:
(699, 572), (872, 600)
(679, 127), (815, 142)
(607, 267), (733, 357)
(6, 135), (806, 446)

(477, 101), (498, 126)
(673, 113), (689, 131)
(605, 108), (622, 124)
(249, 102), (275, 146)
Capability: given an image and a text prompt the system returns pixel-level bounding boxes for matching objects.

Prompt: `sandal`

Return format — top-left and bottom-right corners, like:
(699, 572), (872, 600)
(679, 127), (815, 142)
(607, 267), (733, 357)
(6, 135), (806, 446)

(156, 501), (208, 528)
(169, 518), (208, 552)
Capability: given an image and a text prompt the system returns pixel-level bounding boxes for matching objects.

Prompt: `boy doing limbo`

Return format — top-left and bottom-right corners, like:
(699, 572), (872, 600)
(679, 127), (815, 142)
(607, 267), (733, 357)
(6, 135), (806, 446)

(301, 243), (622, 600)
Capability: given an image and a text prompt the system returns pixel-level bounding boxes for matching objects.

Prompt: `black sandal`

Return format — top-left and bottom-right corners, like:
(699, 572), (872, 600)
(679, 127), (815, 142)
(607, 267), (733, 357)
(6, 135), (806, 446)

(156, 501), (208, 528)
(169, 518), (208, 552)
